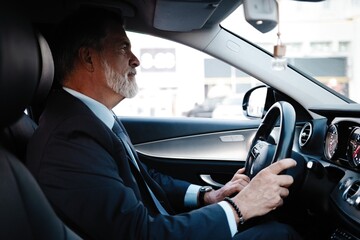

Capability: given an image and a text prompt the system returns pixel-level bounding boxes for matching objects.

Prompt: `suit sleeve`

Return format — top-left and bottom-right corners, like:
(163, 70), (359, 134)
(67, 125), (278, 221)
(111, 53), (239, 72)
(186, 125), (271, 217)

(144, 165), (190, 212)
(27, 116), (233, 240)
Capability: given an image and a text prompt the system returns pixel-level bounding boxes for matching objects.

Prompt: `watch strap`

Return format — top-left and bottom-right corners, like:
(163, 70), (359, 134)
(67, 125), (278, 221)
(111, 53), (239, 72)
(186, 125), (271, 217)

(198, 186), (213, 207)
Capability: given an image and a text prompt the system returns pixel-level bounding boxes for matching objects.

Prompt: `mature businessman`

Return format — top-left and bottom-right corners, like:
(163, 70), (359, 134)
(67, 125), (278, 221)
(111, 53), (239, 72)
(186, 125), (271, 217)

(27, 7), (302, 240)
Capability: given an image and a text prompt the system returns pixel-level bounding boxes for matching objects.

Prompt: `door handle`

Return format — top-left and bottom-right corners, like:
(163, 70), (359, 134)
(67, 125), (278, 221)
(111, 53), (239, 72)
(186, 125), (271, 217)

(200, 174), (224, 188)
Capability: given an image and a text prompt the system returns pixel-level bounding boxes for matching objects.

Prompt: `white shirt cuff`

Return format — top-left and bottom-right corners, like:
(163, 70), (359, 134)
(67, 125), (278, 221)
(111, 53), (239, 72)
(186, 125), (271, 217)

(184, 184), (201, 208)
(185, 185), (237, 236)
(218, 201), (238, 237)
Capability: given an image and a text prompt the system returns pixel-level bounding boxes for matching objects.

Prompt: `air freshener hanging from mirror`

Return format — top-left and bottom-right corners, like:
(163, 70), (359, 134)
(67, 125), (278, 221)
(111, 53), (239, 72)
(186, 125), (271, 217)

(271, 0), (287, 71)
(272, 32), (287, 71)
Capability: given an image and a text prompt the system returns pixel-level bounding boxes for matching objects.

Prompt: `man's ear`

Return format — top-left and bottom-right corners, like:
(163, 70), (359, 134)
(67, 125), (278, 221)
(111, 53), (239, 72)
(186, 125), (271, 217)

(78, 47), (94, 72)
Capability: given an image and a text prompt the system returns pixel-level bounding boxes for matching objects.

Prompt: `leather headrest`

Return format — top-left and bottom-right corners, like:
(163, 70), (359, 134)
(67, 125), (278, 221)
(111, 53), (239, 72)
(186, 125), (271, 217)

(33, 32), (54, 106)
(29, 31), (55, 123)
(0, 10), (54, 128)
(0, 11), (39, 128)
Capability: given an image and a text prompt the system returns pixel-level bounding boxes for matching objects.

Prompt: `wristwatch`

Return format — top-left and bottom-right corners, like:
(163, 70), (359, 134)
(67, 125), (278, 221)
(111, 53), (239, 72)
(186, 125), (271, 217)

(198, 186), (213, 207)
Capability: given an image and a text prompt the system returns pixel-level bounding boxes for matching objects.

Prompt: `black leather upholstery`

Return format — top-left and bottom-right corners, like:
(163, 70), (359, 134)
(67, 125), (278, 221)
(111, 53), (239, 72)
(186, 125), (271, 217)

(30, 31), (55, 123)
(0, 12), (38, 129)
(0, 16), (55, 161)
(0, 147), (81, 239)
(0, 114), (37, 160)
(0, 9), (81, 240)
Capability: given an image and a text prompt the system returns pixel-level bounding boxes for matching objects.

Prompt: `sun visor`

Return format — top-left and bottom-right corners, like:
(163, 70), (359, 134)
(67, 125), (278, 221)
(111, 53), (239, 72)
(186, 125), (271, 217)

(153, 0), (221, 32)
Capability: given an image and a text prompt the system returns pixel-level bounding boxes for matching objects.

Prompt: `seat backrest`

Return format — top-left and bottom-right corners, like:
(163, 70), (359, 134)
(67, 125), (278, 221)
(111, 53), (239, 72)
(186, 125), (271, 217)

(0, 114), (38, 160)
(0, 9), (81, 240)
(0, 26), (55, 161)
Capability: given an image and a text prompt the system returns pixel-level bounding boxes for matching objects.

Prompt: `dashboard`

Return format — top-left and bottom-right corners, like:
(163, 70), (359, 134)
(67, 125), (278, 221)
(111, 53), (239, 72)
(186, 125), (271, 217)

(323, 119), (360, 230)
(324, 119), (360, 170)
(299, 108), (360, 238)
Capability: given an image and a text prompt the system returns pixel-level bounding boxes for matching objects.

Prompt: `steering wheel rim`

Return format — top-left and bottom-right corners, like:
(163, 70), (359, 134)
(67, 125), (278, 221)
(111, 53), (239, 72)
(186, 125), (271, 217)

(245, 101), (296, 179)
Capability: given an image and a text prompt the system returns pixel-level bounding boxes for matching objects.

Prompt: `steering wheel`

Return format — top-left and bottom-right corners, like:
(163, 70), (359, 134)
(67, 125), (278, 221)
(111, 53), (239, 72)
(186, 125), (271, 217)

(244, 101), (296, 179)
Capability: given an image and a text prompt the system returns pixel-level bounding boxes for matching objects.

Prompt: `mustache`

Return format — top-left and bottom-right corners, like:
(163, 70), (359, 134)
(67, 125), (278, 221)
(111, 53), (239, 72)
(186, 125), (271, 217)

(128, 68), (137, 75)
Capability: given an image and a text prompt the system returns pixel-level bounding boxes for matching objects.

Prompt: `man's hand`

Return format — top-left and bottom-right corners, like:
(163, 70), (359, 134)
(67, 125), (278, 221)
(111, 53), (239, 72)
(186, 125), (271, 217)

(204, 168), (250, 205)
(231, 158), (297, 223)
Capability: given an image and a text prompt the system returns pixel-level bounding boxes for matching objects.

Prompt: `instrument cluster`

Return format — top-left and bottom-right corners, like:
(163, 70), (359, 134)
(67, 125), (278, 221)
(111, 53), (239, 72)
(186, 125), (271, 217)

(324, 120), (360, 170)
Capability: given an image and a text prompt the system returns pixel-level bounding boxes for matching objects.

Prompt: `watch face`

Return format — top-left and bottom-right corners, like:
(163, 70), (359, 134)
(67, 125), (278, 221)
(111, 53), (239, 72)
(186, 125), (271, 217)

(200, 186), (213, 192)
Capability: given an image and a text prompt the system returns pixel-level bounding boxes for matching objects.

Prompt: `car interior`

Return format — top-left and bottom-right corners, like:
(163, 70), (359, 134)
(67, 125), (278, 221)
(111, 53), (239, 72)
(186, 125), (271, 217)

(1, 0), (360, 239)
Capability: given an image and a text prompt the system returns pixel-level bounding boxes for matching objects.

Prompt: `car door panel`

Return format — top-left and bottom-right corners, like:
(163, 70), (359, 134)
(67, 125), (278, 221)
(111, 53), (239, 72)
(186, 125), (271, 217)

(121, 117), (261, 187)
(135, 129), (255, 161)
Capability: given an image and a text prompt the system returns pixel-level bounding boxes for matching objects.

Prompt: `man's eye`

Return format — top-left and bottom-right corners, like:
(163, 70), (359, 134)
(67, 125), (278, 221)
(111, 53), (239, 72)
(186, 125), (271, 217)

(115, 48), (126, 54)
(118, 44), (129, 53)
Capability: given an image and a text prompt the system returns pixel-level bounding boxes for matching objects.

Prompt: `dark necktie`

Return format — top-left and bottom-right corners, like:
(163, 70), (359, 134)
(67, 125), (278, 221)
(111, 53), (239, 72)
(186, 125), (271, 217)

(112, 117), (170, 215)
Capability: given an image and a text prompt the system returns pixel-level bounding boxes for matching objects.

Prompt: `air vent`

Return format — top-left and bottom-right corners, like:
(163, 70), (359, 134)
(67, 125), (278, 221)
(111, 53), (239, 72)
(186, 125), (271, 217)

(343, 181), (360, 206)
(299, 122), (312, 147)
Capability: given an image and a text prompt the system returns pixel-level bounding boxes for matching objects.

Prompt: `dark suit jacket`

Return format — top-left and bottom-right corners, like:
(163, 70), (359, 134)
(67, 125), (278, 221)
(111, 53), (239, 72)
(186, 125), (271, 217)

(26, 89), (231, 240)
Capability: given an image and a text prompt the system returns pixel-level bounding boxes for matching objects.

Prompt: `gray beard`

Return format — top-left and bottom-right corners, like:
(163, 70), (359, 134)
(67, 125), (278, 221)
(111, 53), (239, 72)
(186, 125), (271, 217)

(103, 60), (138, 98)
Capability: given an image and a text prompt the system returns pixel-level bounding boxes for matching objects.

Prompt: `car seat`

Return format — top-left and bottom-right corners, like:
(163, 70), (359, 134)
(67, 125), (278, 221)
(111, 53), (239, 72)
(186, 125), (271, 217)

(0, 30), (53, 161)
(0, 10), (81, 239)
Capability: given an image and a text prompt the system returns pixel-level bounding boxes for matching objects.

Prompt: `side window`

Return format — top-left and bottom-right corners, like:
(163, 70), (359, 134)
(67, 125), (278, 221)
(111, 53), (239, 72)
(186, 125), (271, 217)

(113, 32), (262, 120)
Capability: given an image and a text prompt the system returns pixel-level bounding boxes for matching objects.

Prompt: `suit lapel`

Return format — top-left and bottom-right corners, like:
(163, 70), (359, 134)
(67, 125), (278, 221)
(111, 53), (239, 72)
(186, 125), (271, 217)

(52, 89), (174, 215)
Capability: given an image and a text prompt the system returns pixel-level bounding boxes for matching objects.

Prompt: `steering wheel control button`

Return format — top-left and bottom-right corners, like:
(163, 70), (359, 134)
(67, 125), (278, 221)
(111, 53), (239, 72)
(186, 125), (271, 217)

(251, 146), (260, 158)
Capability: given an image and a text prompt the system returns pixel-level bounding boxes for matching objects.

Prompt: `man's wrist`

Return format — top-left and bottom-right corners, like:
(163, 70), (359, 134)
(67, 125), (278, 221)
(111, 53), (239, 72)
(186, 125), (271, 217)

(198, 186), (213, 206)
(223, 197), (245, 226)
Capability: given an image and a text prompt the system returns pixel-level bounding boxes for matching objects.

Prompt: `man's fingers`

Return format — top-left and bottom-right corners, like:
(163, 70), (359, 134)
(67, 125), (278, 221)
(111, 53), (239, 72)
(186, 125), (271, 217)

(279, 187), (290, 198)
(232, 174), (250, 183)
(236, 178), (249, 188)
(267, 158), (297, 175)
(277, 174), (294, 187)
(231, 168), (250, 183)
(236, 168), (245, 174)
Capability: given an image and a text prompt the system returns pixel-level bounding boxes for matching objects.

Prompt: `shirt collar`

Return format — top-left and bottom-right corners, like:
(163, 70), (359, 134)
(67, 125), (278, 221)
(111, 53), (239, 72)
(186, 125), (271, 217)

(63, 87), (115, 129)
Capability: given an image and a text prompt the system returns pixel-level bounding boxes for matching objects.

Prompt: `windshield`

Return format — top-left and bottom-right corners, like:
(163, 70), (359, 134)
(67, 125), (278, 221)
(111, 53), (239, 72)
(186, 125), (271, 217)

(221, 0), (360, 103)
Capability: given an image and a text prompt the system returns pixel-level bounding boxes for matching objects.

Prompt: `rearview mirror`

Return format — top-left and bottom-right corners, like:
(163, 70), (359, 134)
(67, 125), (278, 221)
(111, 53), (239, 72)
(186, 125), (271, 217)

(243, 0), (278, 33)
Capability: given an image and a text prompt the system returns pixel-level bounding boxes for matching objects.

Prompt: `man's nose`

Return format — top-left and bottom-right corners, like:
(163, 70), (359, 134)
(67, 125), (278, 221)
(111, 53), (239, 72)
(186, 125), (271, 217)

(130, 52), (140, 68)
